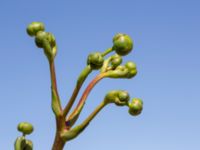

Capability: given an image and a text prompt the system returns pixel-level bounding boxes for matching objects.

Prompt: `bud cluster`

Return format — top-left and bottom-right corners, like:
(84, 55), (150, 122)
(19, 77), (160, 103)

(104, 90), (130, 106)
(105, 61), (137, 79)
(15, 122), (34, 150)
(27, 22), (57, 61)
(104, 91), (143, 116)
(25, 22), (144, 149)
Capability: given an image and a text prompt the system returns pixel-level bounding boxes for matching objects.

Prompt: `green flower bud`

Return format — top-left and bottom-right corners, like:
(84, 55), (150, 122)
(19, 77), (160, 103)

(116, 91), (130, 106)
(17, 122), (34, 135)
(34, 31), (57, 61)
(104, 90), (118, 103)
(125, 61), (137, 78)
(105, 65), (129, 78)
(35, 31), (48, 48)
(46, 32), (56, 47)
(110, 54), (122, 68)
(87, 52), (104, 70)
(24, 140), (33, 150)
(27, 23), (57, 61)
(14, 136), (26, 150)
(26, 22), (45, 37)
(35, 31), (56, 48)
(128, 98), (143, 116)
(104, 90), (130, 106)
(112, 33), (133, 56)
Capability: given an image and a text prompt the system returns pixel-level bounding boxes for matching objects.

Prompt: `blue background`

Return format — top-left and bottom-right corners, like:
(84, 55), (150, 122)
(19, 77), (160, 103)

(0, 0), (200, 149)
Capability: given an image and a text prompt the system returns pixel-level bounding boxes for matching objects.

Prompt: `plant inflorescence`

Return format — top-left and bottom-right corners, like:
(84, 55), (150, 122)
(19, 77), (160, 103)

(14, 22), (143, 150)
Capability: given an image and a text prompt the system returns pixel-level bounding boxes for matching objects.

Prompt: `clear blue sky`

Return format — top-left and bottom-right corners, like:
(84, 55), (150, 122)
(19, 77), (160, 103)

(0, 0), (200, 149)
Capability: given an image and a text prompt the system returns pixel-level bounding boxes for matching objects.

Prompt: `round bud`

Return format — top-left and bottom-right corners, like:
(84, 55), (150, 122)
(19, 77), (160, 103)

(46, 32), (56, 47)
(17, 122), (34, 135)
(116, 65), (127, 71)
(116, 91), (130, 106)
(24, 139), (33, 149)
(35, 31), (48, 48)
(118, 91), (130, 102)
(104, 90), (130, 106)
(125, 61), (136, 70)
(112, 33), (133, 56)
(27, 22), (45, 37)
(111, 54), (122, 68)
(105, 65), (129, 78)
(125, 61), (137, 78)
(104, 90), (118, 104)
(87, 52), (104, 70)
(128, 98), (143, 116)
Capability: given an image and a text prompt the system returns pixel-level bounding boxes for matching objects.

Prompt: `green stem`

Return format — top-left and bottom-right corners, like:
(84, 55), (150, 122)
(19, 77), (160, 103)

(49, 61), (62, 115)
(101, 47), (113, 57)
(81, 101), (106, 127)
(51, 117), (66, 150)
(100, 56), (112, 73)
(61, 101), (107, 141)
(49, 60), (66, 149)
(63, 48), (113, 118)
(66, 73), (106, 125)
(63, 66), (92, 117)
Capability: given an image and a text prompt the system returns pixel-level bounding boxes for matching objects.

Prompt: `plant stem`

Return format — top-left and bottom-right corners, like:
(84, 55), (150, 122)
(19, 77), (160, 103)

(63, 66), (92, 117)
(49, 61), (62, 111)
(81, 101), (106, 127)
(52, 132), (65, 150)
(60, 101), (107, 141)
(67, 73), (106, 123)
(101, 47), (113, 57)
(52, 117), (66, 150)
(49, 61), (66, 150)
(63, 48), (113, 118)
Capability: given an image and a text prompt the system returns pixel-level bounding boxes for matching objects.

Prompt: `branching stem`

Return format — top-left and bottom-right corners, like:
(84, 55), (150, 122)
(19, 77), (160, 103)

(63, 66), (92, 117)
(61, 101), (107, 141)
(67, 73), (106, 123)
(63, 48), (113, 118)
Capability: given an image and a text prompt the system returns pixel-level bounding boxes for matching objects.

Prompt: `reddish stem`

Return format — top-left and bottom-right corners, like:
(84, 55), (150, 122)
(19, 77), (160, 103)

(68, 73), (106, 120)
(49, 61), (62, 111)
